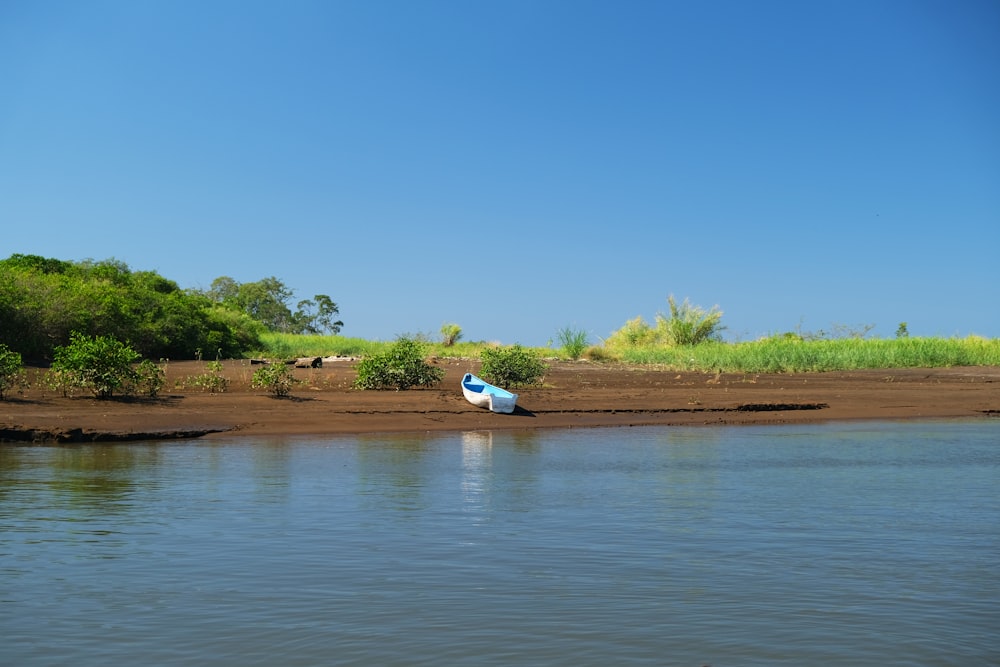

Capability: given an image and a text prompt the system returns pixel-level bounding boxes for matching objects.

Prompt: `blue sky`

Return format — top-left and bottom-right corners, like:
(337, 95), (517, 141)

(2, 1), (998, 346)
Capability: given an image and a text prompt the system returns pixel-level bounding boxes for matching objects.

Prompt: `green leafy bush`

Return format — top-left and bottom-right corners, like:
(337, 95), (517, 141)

(135, 359), (166, 398)
(51, 332), (140, 399)
(40, 368), (84, 398)
(353, 337), (444, 390)
(479, 344), (547, 388)
(0, 343), (28, 400)
(251, 363), (297, 397)
(185, 360), (230, 393)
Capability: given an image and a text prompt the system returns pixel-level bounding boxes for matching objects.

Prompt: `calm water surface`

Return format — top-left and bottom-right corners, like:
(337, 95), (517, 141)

(2, 420), (998, 666)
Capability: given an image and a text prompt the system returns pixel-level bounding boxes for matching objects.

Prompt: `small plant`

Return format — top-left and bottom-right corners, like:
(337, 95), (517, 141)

(440, 322), (463, 347)
(41, 367), (85, 397)
(51, 332), (140, 399)
(185, 360), (229, 393)
(556, 326), (588, 360)
(479, 344), (547, 388)
(251, 363), (297, 397)
(0, 344), (28, 400)
(896, 322), (909, 338)
(135, 359), (166, 398)
(353, 337), (444, 390)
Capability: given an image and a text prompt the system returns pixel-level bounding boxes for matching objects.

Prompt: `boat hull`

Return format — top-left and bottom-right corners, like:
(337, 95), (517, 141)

(461, 373), (518, 414)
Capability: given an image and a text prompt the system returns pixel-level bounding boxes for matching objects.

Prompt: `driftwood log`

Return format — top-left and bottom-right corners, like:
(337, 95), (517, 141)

(293, 357), (323, 368)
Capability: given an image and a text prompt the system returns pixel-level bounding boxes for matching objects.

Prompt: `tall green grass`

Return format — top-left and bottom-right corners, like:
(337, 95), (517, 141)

(616, 336), (1000, 372)
(254, 333), (523, 360)
(253, 332), (999, 372)
(253, 333), (385, 359)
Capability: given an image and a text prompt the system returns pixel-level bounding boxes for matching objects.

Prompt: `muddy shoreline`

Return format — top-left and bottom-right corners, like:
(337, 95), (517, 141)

(2, 360), (998, 442)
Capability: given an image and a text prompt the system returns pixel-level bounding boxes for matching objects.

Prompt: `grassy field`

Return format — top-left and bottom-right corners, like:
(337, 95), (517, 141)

(255, 332), (1000, 373)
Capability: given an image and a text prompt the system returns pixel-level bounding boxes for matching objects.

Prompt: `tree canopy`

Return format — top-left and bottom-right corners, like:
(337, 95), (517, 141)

(203, 276), (343, 335)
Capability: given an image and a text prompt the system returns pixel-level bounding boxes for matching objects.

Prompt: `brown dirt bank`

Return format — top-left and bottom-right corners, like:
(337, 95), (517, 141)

(2, 359), (999, 443)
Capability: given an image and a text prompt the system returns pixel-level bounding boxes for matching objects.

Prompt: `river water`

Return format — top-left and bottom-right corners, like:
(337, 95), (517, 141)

(2, 420), (998, 666)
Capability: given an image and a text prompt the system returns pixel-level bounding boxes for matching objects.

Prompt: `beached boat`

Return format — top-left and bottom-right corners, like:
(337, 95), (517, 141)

(461, 373), (518, 414)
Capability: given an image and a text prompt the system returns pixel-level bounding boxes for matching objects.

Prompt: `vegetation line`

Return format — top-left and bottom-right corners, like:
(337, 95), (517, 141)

(1, 254), (997, 407)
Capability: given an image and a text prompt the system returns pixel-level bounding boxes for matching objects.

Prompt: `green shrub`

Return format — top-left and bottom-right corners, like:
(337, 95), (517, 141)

(184, 360), (229, 393)
(353, 337), (444, 390)
(556, 326), (588, 360)
(135, 359), (166, 398)
(479, 344), (547, 388)
(251, 363), (297, 397)
(40, 367), (85, 397)
(51, 332), (140, 399)
(0, 343), (28, 400)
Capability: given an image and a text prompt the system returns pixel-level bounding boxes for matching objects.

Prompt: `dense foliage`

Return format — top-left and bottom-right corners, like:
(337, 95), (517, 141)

(479, 344), (548, 388)
(353, 337), (445, 390)
(0, 254), (342, 360)
(203, 276), (343, 334)
(0, 255), (262, 360)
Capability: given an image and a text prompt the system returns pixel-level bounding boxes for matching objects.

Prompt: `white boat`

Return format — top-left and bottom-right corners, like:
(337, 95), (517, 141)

(461, 373), (518, 414)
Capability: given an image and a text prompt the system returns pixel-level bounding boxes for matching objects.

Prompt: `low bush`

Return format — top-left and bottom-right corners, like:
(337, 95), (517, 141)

(479, 344), (547, 388)
(184, 360), (229, 393)
(353, 337), (444, 390)
(51, 332), (140, 399)
(135, 359), (166, 398)
(251, 363), (297, 397)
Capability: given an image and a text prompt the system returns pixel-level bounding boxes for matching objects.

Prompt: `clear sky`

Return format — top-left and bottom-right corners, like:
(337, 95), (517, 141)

(2, 1), (998, 346)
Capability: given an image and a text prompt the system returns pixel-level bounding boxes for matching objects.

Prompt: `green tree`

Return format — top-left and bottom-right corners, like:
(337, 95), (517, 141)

(236, 277), (296, 331)
(293, 295), (343, 334)
(353, 337), (444, 390)
(207, 275), (240, 304)
(205, 276), (342, 335)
